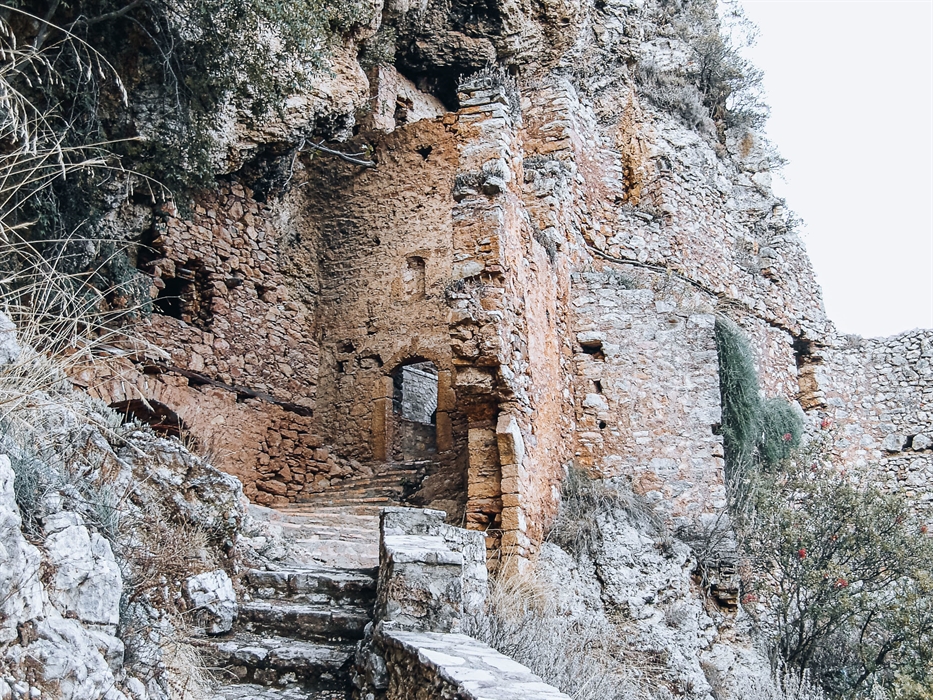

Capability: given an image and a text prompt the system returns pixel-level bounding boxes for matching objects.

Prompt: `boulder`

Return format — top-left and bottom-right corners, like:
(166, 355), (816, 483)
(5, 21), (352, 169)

(184, 569), (238, 634)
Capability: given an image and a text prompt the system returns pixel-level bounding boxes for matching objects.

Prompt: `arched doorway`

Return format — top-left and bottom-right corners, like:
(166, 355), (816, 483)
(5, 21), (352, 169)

(391, 360), (438, 460)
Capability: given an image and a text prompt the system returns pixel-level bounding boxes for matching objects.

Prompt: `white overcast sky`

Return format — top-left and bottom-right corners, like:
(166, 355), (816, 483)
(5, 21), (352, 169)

(736, 0), (933, 338)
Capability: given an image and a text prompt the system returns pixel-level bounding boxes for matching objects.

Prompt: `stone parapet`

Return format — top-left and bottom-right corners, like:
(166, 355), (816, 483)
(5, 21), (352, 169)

(377, 507), (487, 636)
(380, 630), (572, 700)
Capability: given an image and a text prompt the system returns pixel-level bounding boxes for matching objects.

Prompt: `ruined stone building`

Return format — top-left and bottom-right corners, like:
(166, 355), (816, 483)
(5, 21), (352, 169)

(71, 0), (931, 564)
(3, 1), (933, 698)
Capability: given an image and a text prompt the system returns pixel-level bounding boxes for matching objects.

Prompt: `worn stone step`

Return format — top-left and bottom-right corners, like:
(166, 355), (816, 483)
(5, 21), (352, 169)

(216, 684), (348, 700)
(281, 504), (383, 517)
(198, 632), (354, 688)
(238, 601), (370, 640)
(297, 494), (398, 505)
(289, 538), (379, 569)
(297, 491), (404, 504)
(277, 522), (376, 540)
(245, 567), (376, 607)
(274, 510), (379, 525)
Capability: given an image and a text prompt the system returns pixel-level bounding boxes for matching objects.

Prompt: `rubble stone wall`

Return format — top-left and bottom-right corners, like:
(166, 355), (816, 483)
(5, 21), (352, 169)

(571, 270), (726, 521)
(815, 330), (933, 518)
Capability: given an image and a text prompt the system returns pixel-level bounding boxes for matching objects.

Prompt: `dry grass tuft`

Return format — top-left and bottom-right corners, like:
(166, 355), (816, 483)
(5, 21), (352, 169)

(480, 561), (652, 700)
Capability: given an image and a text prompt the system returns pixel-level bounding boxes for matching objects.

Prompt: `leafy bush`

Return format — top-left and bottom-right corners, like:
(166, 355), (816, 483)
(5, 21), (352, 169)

(19, 0), (372, 194)
(714, 316), (803, 513)
(743, 446), (933, 699)
(759, 397), (803, 467)
(638, 0), (768, 138)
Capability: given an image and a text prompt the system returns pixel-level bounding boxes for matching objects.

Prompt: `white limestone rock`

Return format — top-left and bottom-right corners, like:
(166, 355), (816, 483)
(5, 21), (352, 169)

(0, 313), (21, 365)
(44, 521), (122, 628)
(27, 615), (128, 700)
(882, 433), (907, 452)
(184, 569), (238, 634)
(0, 455), (45, 644)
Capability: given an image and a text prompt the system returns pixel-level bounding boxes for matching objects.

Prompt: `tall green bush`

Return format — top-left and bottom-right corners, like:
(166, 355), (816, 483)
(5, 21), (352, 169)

(714, 317), (803, 512)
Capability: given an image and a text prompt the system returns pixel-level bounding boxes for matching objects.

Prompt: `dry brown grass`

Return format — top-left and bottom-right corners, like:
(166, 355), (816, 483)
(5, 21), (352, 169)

(480, 560), (653, 700)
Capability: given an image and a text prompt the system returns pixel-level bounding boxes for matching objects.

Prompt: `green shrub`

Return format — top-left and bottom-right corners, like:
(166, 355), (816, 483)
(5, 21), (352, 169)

(743, 451), (933, 698)
(759, 397), (803, 468)
(715, 316), (761, 480)
(714, 317), (805, 512)
(637, 0), (767, 138)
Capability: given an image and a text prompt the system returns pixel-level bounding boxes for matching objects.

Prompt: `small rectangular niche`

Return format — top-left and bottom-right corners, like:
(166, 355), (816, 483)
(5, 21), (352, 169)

(403, 256), (426, 298)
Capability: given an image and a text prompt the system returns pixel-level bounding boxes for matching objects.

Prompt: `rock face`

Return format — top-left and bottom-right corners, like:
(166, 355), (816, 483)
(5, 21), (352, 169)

(0, 315), (246, 700)
(185, 570), (239, 635)
(0, 455), (128, 700)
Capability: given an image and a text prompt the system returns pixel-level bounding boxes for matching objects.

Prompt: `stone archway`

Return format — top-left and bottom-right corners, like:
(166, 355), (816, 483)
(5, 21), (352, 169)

(372, 351), (454, 463)
(390, 360), (438, 461)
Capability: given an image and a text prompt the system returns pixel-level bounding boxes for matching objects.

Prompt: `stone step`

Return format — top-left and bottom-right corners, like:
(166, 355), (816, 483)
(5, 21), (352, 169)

(216, 684), (348, 700)
(238, 601), (370, 641)
(313, 489), (402, 501)
(295, 496), (398, 508)
(282, 523), (378, 542)
(198, 632), (354, 688)
(244, 567), (376, 607)
(280, 504), (383, 517)
(289, 537), (379, 569)
(274, 509), (380, 524)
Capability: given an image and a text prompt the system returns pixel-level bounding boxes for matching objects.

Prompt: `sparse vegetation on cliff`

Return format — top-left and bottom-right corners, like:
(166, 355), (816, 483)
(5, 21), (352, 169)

(638, 0), (767, 139)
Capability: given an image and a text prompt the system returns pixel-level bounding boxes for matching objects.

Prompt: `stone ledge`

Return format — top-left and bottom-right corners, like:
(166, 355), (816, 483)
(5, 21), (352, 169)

(381, 629), (571, 700)
(384, 535), (464, 566)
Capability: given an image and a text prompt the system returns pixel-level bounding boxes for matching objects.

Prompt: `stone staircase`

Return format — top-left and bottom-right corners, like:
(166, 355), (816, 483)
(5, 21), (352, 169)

(200, 497), (389, 698)
(198, 559), (376, 699)
(294, 461), (429, 510)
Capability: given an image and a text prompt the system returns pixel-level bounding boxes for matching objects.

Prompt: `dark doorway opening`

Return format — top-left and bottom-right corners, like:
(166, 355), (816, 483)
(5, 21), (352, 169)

(391, 361), (438, 460)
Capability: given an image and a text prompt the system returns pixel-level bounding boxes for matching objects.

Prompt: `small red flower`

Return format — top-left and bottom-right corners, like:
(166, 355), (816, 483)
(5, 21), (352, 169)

(921, 525), (928, 534)
(741, 593), (758, 604)
(834, 578), (848, 588)
(783, 432), (793, 442)
(821, 418), (832, 429)
(798, 548), (807, 560)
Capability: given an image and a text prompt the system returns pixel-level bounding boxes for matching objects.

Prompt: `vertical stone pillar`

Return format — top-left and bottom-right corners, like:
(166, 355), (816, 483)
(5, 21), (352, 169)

(435, 370), (455, 452)
(466, 424), (502, 560)
(371, 376), (394, 462)
(496, 414), (530, 559)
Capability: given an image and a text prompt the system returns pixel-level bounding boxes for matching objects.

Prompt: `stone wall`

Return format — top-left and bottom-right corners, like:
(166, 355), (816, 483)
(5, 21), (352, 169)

(571, 270), (726, 521)
(66, 41), (929, 560)
(814, 330), (933, 519)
